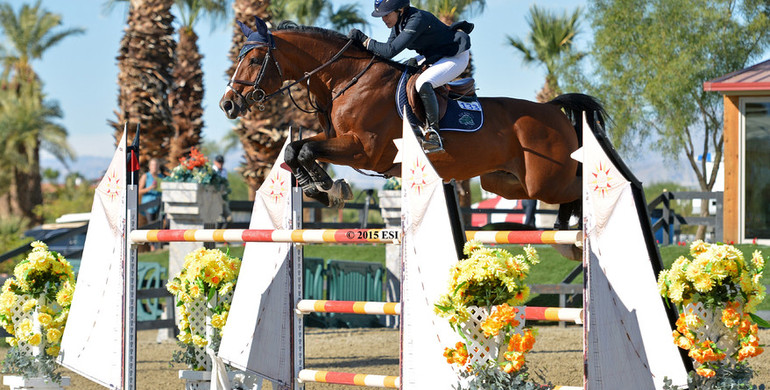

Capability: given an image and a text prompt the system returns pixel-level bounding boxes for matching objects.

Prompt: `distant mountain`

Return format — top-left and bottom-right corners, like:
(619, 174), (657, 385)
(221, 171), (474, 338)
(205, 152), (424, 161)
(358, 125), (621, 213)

(41, 155), (112, 181)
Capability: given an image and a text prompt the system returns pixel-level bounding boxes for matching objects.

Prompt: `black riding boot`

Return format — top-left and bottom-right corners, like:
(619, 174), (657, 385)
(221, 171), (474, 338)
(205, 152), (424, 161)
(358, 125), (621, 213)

(418, 83), (444, 153)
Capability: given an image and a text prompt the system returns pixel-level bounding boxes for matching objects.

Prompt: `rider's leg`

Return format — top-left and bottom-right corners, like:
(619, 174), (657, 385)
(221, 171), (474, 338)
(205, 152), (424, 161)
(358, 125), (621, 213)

(417, 83), (442, 151)
(414, 50), (470, 152)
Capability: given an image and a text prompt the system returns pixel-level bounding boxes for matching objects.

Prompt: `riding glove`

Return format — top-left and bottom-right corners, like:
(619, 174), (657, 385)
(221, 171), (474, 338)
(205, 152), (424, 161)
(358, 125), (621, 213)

(348, 28), (369, 45)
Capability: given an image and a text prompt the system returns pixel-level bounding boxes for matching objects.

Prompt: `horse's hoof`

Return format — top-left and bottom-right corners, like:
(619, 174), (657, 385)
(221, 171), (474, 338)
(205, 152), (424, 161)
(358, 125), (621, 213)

(331, 179), (354, 201)
(315, 178), (334, 191)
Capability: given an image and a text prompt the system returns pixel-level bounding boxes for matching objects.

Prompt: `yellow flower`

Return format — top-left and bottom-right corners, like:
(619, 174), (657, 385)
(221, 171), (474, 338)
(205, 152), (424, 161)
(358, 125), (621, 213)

(5, 337), (17, 347)
(47, 328), (62, 343)
(211, 312), (228, 329)
(192, 335), (208, 348)
(22, 298), (37, 312)
(177, 331), (192, 344)
(27, 333), (42, 346)
(0, 291), (16, 310)
(37, 313), (52, 326)
(45, 345), (60, 357)
(57, 282), (75, 306)
(16, 318), (33, 338)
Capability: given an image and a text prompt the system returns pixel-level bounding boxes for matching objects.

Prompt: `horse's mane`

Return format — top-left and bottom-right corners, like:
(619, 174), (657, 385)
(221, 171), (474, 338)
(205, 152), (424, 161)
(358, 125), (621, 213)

(274, 21), (405, 69)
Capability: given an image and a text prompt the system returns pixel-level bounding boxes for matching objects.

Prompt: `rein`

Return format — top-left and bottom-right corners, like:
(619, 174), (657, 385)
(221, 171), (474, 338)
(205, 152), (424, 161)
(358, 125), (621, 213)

(229, 38), (374, 113)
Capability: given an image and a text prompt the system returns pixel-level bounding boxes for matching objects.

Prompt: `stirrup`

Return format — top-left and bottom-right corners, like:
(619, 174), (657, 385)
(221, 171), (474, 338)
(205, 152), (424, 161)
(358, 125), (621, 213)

(421, 129), (444, 154)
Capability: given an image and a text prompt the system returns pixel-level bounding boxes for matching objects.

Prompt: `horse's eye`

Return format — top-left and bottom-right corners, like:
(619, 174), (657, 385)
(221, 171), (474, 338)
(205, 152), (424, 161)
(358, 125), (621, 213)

(249, 57), (262, 65)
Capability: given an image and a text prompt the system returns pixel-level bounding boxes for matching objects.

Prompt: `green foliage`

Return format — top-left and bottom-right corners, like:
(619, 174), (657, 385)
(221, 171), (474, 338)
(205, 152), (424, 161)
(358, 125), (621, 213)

(33, 177), (94, 223)
(269, 0), (368, 32)
(226, 171), (248, 200)
(0, 215), (30, 274)
(578, 0), (770, 191)
(1, 346), (62, 384)
(382, 177), (401, 191)
(454, 365), (554, 390)
(663, 363), (762, 390)
(506, 5), (583, 98)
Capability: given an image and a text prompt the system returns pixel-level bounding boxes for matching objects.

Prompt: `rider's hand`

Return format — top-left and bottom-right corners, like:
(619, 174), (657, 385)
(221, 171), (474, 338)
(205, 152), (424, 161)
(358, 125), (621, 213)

(405, 57), (419, 68)
(348, 28), (368, 44)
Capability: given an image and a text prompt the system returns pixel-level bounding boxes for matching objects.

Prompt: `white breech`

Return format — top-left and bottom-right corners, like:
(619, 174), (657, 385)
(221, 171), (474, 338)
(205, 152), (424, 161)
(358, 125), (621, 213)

(414, 50), (470, 90)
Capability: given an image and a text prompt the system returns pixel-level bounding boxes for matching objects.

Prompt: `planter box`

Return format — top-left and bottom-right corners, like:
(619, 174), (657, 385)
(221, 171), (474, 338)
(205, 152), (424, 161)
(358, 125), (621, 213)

(3, 376), (70, 390)
(378, 190), (401, 226)
(179, 370), (264, 390)
(161, 182), (224, 223)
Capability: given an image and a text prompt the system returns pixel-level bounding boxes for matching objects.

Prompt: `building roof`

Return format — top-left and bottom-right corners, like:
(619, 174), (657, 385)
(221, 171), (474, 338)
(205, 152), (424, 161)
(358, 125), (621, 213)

(703, 59), (770, 92)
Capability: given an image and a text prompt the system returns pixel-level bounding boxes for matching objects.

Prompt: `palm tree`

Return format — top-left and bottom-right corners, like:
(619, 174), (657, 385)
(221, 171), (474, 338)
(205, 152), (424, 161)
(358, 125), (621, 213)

(108, 0), (176, 169)
(167, 0), (230, 168)
(412, 0), (485, 213)
(0, 0), (82, 223)
(228, 0), (365, 198)
(0, 77), (74, 222)
(506, 5), (582, 103)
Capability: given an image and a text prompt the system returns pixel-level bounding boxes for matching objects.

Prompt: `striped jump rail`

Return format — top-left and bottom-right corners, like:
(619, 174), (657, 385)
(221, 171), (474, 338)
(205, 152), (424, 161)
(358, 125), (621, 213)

(297, 370), (580, 389)
(466, 230), (582, 246)
(129, 229), (400, 244)
(296, 300), (400, 316)
(298, 370), (399, 388)
(296, 300), (582, 324)
(524, 307), (583, 324)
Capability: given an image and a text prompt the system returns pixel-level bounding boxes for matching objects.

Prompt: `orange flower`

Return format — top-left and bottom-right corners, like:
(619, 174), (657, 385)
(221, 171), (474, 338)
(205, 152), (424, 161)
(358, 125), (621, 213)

(721, 302), (741, 329)
(695, 366), (716, 378)
(442, 342), (469, 366)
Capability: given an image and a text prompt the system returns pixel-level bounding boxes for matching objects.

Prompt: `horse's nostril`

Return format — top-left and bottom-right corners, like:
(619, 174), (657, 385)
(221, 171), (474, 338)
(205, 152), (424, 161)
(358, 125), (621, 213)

(222, 100), (233, 112)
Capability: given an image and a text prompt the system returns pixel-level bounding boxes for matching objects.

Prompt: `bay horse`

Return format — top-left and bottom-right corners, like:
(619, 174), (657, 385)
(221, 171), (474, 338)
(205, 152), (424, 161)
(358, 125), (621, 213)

(220, 18), (607, 230)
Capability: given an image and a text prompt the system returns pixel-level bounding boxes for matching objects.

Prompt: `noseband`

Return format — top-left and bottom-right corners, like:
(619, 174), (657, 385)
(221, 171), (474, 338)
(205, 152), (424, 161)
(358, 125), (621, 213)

(227, 38), (356, 112)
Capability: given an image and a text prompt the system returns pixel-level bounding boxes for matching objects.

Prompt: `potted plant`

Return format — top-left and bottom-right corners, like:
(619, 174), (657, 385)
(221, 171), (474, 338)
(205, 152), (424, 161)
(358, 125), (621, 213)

(166, 247), (241, 388)
(434, 241), (546, 389)
(658, 240), (767, 389)
(161, 147), (231, 223)
(0, 241), (75, 389)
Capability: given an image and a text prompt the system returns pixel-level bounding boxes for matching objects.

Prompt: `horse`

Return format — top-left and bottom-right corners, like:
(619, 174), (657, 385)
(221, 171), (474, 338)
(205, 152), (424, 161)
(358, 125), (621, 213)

(220, 17), (608, 230)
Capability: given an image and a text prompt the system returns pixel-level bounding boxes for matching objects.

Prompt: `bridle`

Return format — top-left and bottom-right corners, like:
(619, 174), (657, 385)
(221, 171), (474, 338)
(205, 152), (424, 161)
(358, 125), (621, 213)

(227, 37), (375, 113)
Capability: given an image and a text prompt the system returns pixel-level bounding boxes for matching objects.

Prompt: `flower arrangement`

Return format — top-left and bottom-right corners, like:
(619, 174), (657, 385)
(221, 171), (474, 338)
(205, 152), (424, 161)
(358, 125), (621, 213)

(435, 241), (544, 389)
(657, 240), (767, 389)
(0, 241), (75, 383)
(382, 177), (401, 191)
(164, 147), (230, 198)
(166, 247), (241, 370)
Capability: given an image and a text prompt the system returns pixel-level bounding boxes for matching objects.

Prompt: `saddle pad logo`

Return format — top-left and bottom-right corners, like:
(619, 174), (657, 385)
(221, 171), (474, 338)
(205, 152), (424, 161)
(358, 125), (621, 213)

(459, 113), (475, 126)
(457, 101), (482, 111)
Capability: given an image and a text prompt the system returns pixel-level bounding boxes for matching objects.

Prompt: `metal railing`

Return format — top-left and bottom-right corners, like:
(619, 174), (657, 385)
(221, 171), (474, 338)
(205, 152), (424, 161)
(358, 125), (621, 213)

(647, 191), (723, 244)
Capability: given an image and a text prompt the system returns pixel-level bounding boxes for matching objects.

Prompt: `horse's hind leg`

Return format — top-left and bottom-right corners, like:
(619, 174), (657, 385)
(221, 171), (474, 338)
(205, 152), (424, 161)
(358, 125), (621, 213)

(479, 171), (530, 199)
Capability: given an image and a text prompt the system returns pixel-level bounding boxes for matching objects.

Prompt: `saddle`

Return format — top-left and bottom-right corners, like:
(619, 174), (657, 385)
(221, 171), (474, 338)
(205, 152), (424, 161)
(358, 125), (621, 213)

(405, 72), (477, 124)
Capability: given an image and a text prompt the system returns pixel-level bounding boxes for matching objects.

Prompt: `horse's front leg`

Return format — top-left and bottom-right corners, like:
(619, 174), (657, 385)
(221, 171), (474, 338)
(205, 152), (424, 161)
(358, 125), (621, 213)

(297, 135), (369, 206)
(284, 139), (332, 207)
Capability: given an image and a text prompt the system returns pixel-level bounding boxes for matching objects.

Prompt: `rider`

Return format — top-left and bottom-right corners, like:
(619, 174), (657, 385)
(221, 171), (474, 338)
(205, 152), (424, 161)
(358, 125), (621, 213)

(348, 0), (472, 153)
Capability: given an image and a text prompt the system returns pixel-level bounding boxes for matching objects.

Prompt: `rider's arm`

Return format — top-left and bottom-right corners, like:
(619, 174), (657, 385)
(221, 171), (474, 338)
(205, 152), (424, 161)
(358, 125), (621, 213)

(366, 12), (425, 59)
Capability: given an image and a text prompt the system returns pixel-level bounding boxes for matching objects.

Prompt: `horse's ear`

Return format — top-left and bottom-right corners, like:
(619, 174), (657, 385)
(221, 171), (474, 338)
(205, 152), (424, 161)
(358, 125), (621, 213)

(253, 16), (269, 36)
(236, 20), (253, 37)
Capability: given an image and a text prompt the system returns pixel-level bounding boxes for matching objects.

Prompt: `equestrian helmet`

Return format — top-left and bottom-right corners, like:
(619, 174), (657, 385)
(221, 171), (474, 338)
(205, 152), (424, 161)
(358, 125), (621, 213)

(372, 0), (409, 17)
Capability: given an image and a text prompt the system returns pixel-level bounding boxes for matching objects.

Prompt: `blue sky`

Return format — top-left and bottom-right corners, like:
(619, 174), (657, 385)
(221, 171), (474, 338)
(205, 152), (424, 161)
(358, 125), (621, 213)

(5, 0), (703, 187)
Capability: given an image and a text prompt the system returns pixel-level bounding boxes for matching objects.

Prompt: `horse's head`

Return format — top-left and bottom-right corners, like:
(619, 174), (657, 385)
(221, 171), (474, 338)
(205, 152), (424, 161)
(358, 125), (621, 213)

(220, 17), (284, 119)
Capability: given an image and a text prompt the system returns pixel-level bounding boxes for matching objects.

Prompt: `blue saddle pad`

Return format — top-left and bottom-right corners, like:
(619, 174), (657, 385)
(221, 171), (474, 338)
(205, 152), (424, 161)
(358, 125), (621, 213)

(396, 71), (483, 133)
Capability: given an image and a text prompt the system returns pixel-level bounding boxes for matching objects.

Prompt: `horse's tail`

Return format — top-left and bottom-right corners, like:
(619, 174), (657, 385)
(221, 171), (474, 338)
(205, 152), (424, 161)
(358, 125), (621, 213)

(548, 93), (609, 139)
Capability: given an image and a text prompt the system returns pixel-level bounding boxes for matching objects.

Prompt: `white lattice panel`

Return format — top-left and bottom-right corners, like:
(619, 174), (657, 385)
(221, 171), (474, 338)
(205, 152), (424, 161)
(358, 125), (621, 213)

(10, 294), (42, 358)
(685, 302), (741, 366)
(457, 305), (525, 367)
(184, 291), (234, 371)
